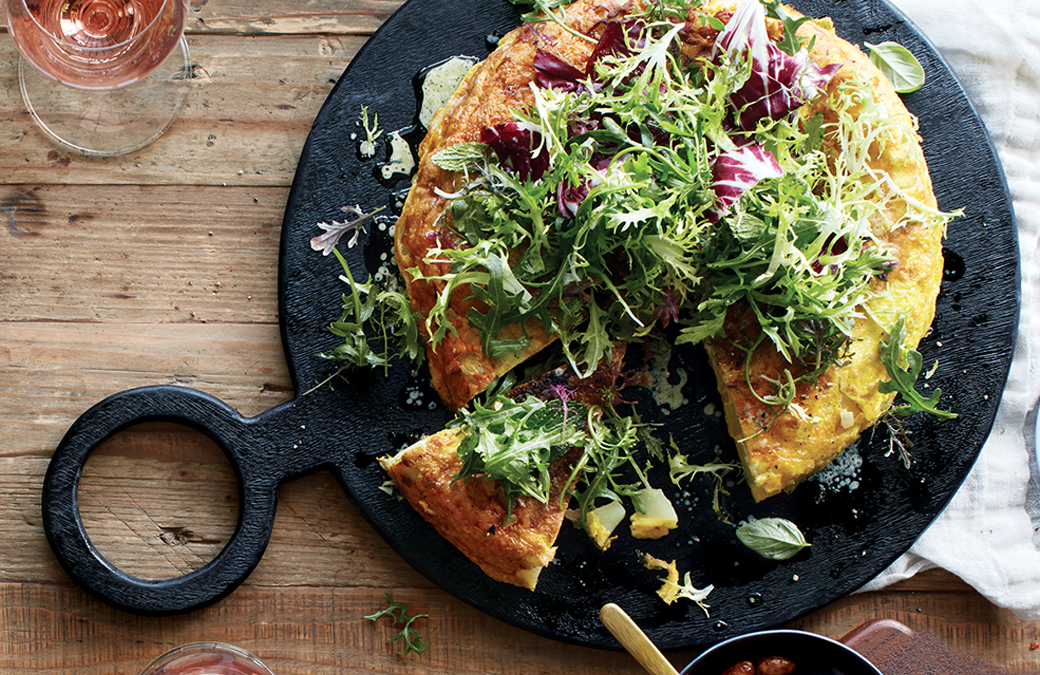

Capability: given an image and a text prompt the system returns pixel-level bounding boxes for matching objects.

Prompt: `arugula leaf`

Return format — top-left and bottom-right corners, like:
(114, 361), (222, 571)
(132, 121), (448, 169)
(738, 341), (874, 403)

(866, 41), (925, 94)
(450, 392), (647, 525)
(879, 317), (956, 419)
(761, 0), (815, 56)
(318, 249), (423, 374)
(365, 593), (429, 655)
(451, 395), (590, 518)
(506, 0), (595, 43)
(735, 517), (811, 560)
(802, 111), (825, 152)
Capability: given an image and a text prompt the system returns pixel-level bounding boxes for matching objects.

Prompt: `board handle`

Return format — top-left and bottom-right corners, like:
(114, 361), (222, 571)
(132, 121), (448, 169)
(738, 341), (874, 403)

(42, 385), (284, 615)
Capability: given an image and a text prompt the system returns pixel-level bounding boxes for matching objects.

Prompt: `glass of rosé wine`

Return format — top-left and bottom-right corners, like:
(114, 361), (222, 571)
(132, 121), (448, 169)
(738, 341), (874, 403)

(5, 0), (191, 155)
(137, 642), (276, 675)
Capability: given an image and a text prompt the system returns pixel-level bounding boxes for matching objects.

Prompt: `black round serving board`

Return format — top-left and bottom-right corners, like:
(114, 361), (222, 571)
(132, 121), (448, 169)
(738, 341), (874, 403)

(43, 0), (1018, 652)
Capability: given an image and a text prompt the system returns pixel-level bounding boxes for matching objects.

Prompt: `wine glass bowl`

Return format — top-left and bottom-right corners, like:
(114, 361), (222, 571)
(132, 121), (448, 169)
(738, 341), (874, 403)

(5, 0), (191, 155)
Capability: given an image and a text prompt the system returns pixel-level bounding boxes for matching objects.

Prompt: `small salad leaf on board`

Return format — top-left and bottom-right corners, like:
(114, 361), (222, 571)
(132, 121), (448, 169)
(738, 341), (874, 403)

(736, 517), (811, 560)
(879, 317), (957, 419)
(865, 41), (926, 93)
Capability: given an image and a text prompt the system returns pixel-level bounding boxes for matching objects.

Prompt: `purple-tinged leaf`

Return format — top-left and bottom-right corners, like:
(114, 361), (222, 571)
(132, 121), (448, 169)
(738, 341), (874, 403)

(811, 235), (849, 273)
(480, 122), (550, 182)
(651, 287), (681, 328)
(534, 49), (587, 92)
(710, 145), (783, 217)
(585, 20), (646, 77)
(311, 205), (382, 255)
(556, 178), (590, 218)
(715, 0), (840, 131)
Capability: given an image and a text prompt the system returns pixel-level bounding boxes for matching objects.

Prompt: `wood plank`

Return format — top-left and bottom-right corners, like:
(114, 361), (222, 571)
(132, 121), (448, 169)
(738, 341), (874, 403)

(187, 0), (405, 36)
(0, 34), (376, 186)
(1, 580), (1039, 674)
(0, 582), (669, 675)
(0, 185), (286, 323)
(0, 0), (407, 36)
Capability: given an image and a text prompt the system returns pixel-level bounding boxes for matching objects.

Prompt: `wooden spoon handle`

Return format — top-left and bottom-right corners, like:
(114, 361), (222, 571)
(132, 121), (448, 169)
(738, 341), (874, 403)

(600, 603), (682, 675)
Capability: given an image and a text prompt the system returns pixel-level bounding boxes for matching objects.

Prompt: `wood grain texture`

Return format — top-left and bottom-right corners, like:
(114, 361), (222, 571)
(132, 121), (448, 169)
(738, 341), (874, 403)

(1, 0), (1039, 672)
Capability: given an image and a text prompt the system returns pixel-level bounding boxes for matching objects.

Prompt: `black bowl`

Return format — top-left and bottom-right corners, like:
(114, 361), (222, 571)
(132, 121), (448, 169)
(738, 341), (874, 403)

(681, 629), (882, 675)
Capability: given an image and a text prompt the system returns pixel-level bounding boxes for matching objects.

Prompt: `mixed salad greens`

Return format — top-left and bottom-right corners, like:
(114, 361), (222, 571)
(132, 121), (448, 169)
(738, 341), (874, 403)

(314, 0), (954, 581)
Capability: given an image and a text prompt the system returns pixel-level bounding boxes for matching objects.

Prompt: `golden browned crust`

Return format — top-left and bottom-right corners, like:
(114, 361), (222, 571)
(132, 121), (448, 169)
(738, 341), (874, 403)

(702, 4), (944, 502)
(380, 429), (576, 590)
(395, 0), (641, 411)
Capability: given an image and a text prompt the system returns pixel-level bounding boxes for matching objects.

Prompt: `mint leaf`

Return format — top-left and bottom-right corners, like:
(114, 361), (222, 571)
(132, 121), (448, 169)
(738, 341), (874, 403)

(431, 142), (488, 172)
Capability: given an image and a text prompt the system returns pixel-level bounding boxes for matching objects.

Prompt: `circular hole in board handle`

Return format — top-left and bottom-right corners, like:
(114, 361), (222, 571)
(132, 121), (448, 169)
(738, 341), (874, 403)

(41, 384), (294, 615)
(79, 420), (239, 581)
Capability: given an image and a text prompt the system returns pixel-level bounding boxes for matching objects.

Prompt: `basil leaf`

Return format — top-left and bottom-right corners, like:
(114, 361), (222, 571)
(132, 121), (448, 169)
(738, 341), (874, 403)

(865, 41), (926, 93)
(736, 518), (811, 560)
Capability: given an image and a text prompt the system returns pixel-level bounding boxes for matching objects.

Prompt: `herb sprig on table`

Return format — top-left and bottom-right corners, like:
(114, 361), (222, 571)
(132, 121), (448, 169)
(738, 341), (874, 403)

(364, 593), (429, 655)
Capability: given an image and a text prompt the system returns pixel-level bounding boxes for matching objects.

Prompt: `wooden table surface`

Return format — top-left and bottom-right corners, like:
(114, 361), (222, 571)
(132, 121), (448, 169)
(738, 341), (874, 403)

(2, 0), (1039, 673)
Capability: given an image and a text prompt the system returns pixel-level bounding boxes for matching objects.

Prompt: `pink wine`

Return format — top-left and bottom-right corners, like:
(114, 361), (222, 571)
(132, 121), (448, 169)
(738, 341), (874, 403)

(6, 0), (186, 90)
(146, 651), (274, 675)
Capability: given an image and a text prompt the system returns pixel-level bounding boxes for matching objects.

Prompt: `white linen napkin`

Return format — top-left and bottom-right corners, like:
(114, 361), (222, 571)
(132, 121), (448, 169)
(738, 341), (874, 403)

(856, 0), (1040, 620)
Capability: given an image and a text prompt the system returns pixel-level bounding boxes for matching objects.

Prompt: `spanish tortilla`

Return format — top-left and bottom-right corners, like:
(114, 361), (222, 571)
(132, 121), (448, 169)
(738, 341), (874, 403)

(273, 0), (1015, 649)
(393, 0), (946, 508)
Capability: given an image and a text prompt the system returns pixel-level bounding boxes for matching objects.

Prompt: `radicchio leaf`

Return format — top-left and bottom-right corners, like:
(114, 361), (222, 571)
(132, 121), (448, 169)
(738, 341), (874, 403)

(534, 49), (588, 92)
(585, 20), (646, 77)
(811, 234), (848, 274)
(480, 122), (550, 182)
(710, 145), (783, 218)
(556, 179), (590, 218)
(716, 0), (840, 131)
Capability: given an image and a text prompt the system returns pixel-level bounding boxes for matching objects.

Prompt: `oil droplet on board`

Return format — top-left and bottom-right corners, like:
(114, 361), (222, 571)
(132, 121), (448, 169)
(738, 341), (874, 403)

(380, 130), (415, 180)
(417, 56), (478, 129)
(942, 247), (965, 282)
(645, 343), (689, 414)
